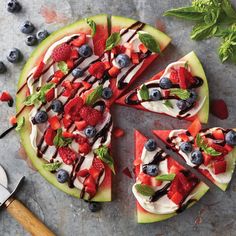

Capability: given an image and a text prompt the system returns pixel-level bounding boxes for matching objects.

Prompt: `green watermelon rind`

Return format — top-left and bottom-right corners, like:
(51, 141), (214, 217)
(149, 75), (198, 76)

(137, 182), (209, 223)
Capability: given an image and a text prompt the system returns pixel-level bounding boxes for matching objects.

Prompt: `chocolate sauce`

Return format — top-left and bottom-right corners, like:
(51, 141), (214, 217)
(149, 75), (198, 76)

(150, 182), (171, 202)
(0, 125), (17, 139)
(92, 100), (106, 113)
(126, 23), (145, 42)
(176, 199), (196, 214)
(120, 21), (143, 36)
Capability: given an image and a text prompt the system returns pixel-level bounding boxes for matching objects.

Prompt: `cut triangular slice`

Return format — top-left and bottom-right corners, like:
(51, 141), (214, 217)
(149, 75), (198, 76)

(133, 130), (209, 223)
(117, 51), (209, 124)
(153, 120), (236, 191)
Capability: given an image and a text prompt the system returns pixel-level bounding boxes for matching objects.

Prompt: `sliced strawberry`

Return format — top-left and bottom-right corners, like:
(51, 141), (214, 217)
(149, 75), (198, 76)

(103, 61), (111, 70)
(169, 70), (179, 83)
(62, 131), (74, 138)
(151, 178), (162, 187)
(131, 53), (139, 64)
(58, 147), (77, 165)
(71, 33), (86, 47)
(85, 186), (96, 196)
(70, 49), (79, 59)
(203, 152), (213, 166)
(49, 116), (61, 130)
(45, 88), (55, 102)
(93, 158), (104, 171)
(138, 172), (151, 186)
(62, 116), (72, 129)
(108, 66), (120, 77)
(224, 144), (234, 152)
(170, 191), (183, 205)
(62, 80), (73, 89)
(0, 91), (13, 102)
(84, 175), (96, 189)
(178, 133), (189, 142)
(74, 134), (87, 144)
(139, 43), (148, 53)
(188, 118), (202, 137)
(72, 82), (82, 89)
(81, 81), (92, 90)
(75, 120), (87, 131)
(113, 127), (125, 138)
(62, 89), (72, 97)
(178, 67), (187, 89)
(209, 143), (228, 155)
(9, 116), (17, 125)
(79, 142), (91, 155)
(88, 62), (106, 79)
(79, 106), (102, 126)
(163, 90), (170, 97)
(89, 167), (101, 180)
(52, 43), (72, 62)
(45, 127), (56, 146)
(212, 129), (225, 140)
(54, 70), (65, 79)
(66, 59), (74, 69)
(212, 160), (227, 174)
(33, 61), (45, 78)
(64, 97), (84, 115)
(77, 169), (89, 178)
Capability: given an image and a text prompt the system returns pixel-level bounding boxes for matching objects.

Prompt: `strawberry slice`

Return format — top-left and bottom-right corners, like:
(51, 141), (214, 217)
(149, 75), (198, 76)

(88, 62), (106, 79)
(89, 167), (101, 181)
(79, 142), (91, 155)
(81, 81), (92, 90)
(138, 172), (151, 186)
(212, 129), (225, 140)
(170, 191), (183, 205)
(33, 61), (45, 78)
(212, 160), (227, 174)
(70, 49), (79, 59)
(75, 120), (87, 131)
(178, 67), (188, 89)
(77, 169), (89, 178)
(203, 152), (213, 166)
(131, 53), (139, 64)
(58, 147), (77, 165)
(49, 116), (61, 130)
(79, 106), (102, 126)
(45, 88), (55, 102)
(108, 66), (120, 77)
(64, 97), (84, 115)
(45, 127), (56, 146)
(52, 43), (72, 62)
(62, 131), (74, 138)
(113, 127), (125, 138)
(62, 116), (72, 129)
(169, 70), (179, 83)
(71, 33), (86, 47)
(188, 118), (202, 137)
(178, 133), (189, 142)
(139, 43), (148, 53)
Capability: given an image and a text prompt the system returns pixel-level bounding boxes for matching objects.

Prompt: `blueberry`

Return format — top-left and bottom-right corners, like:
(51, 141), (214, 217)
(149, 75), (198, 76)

(102, 87), (113, 100)
(36, 30), (49, 42)
(25, 34), (38, 46)
(190, 151), (203, 165)
(180, 142), (192, 153)
(145, 139), (157, 151)
(186, 90), (198, 104)
(84, 126), (96, 138)
(34, 110), (48, 124)
(88, 202), (102, 212)
(7, 48), (22, 63)
(225, 130), (236, 146)
(20, 21), (35, 34)
(56, 169), (69, 183)
(72, 68), (84, 78)
(51, 100), (63, 113)
(150, 88), (161, 101)
(78, 44), (92, 58)
(159, 77), (172, 89)
(0, 61), (7, 74)
(115, 54), (130, 68)
(7, 0), (21, 13)
(176, 100), (188, 111)
(143, 164), (159, 177)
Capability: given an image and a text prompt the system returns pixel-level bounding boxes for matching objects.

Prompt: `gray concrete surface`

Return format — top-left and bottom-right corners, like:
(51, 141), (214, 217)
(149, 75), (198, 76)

(0, 0), (236, 235)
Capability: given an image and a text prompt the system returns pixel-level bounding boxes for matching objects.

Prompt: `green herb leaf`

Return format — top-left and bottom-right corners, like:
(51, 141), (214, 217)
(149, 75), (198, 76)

(222, 0), (236, 19)
(135, 184), (155, 196)
(105, 32), (121, 51)
(164, 6), (205, 21)
(85, 85), (103, 105)
(85, 18), (97, 37)
(58, 61), (69, 74)
(139, 84), (149, 101)
(138, 33), (161, 53)
(163, 100), (173, 109)
(156, 173), (176, 181)
(196, 134), (221, 156)
(191, 23), (218, 40)
(53, 128), (73, 147)
(15, 117), (25, 131)
(42, 162), (62, 171)
(170, 88), (190, 100)
(94, 146), (115, 174)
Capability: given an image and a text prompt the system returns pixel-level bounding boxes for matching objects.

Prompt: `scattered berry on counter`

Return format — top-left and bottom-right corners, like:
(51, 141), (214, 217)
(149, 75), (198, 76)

(102, 87), (113, 100)
(0, 61), (7, 74)
(159, 77), (173, 89)
(78, 44), (92, 58)
(56, 169), (69, 183)
(144, 139), (157, 151)
(51, 100), (63, 113)
(180, 142), (192, 153)
(25, 34), (38, 46)
(34, 110), (48, 124)
(150, 88), (161, 101)
(0, 91), (14, 107)
(7, 48), (22, 63)
(36, 29), (49, 42)
(84, 126), (97, 138)
(115, 54), (130, 68)
(9, 116), (17, 125)
(88, 202), (102, 212)
(20, 21), (35, 34)
(113, 127), (125, 138)
(7, 0), (21, 13)
(190, 150), (203, 165)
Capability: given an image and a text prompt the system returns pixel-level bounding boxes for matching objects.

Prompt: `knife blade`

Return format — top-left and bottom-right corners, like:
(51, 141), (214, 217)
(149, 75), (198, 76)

(0, 165), (8, 188)
(0, 183), (10, 206)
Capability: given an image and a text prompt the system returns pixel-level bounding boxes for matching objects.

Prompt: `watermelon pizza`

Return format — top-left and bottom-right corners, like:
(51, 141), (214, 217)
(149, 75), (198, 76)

(153, 119), (236, 191)
(133, 130), (209, 223)
(116, 51), (209, 123)
(15, 14), (171, 202)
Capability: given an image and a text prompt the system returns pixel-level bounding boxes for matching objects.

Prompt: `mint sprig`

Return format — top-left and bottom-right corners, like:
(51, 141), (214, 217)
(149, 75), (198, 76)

(94, 145), (115, 174)
(138, 33), (161, 54)
(85, 85), (103, 105)
(156, 173), (176, 181)
(85, 18), (96, 37)
(53, 128), (73, 147)
(105, 32), (121, 51)
(170, 88), (190, 100)
(43, 162), (62, 171)
(139, 84), (149, 101)
(135, 184), (155, 196)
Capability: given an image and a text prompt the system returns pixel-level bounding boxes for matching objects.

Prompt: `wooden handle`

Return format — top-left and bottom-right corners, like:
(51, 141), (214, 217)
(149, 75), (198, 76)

(6, 197), (55, 236)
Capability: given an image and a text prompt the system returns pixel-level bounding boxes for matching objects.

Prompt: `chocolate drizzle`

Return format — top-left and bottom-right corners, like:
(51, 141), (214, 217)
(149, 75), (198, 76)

(150, 182), (171, 202)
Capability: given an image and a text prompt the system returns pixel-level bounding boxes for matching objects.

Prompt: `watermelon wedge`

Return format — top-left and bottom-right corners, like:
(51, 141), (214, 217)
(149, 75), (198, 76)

(134, 130), (209, 223)
(116, 51), (209, 124)
(153, 127), (236, 191)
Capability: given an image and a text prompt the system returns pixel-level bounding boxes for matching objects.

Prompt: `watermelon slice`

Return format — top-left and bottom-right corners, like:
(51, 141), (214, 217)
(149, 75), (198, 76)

(134, 130), (209, 223)
(153, 127), (236, 191)
(116, 51), (209, 124)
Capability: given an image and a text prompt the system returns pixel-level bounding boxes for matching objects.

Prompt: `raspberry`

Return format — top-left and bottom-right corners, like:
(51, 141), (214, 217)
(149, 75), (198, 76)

(58, 147), (77, 165)
(64, 97), (84, 115)
(88, 62), (106, 79)
(74, 134), (87, 144)
(79, 142), (91, 155)
(79, 106), (102, 126)
(52, 43), (72, 62)
(0, 91), (13, 102)
(92, 158), (104, 171)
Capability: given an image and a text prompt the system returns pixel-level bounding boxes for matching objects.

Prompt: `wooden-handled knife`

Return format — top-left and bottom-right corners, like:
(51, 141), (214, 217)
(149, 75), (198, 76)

(0, 165), (55, 236)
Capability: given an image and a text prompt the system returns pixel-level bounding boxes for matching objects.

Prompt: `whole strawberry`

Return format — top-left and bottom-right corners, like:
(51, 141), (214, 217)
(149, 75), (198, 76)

(52, 43), (72, 62)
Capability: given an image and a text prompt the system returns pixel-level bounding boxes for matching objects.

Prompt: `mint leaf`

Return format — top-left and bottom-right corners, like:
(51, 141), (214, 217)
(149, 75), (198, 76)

(135, 184), (155, 196)
(94, 146), (115, 174)
(204, 146), (222, 156)
(15, 116), (25, 132)
(43, 162), (62, 171)
(105, 32), (121, 51)
(85, 85), (103, 105)
(170, 88), (190, 100)
(85, 18), (96, 37)
(164, 6), (205, 21)
(139, 84), (149, 101)
(24, 93), (40, 106)
(222, 0), (236, 19)
(163, 100), (173, 109)
(138, 33), (161, 53)
(156, 173), (176, 181)
(191, 23), (218, 40)
(53, 128), (72, 147)
(58, 61), (69, 74)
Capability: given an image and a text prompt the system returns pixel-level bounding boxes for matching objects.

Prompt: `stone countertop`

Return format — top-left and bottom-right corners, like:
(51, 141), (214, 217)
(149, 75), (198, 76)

(0, 0), (236, 235)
